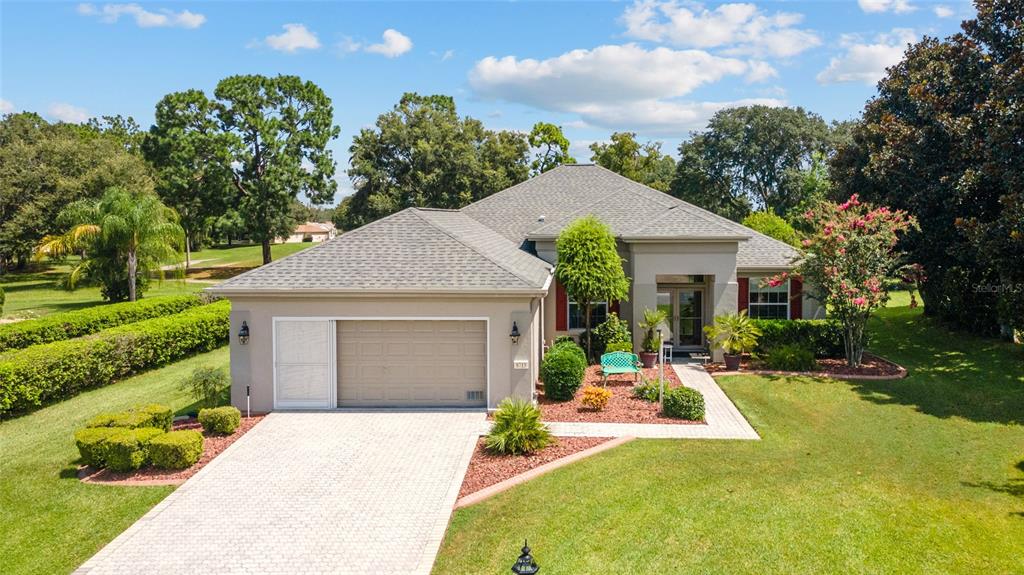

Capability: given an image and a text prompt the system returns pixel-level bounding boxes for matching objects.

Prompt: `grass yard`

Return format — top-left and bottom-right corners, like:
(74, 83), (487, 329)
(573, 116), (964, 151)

(185, 242), (312, 269)
(0, 347), (230, 575)
(434, 299), (1024, 574)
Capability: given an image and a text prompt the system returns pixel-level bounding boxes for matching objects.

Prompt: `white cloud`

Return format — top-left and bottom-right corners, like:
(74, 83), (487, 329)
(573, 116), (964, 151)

(0, 99), (14, 114)
(264, 24), (321, 53)
(365, 29), (412, 58)
(817, 29), (918, 85)
(77, 3), (205, 28)
(858, 0), (916, 14)
(48, 102), (89, 123)
(470, 44), (783, 134)
(441, 49), (455, 62)
(934, 5), (955, 18)
(745, 60), (778, 83)
(621, 1), (821, 58)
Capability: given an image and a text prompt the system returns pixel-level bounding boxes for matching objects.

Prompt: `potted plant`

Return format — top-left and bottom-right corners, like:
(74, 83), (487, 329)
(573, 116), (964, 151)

(703, 310), (761, 371)
(637, 308), (668, 368)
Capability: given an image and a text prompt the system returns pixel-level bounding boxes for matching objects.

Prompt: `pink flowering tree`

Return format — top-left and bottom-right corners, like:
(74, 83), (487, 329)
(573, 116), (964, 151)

(768, 195), (918, 367)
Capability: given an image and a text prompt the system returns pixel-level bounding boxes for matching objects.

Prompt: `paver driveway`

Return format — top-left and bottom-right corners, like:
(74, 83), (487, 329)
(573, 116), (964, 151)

(75, 410), (484, 575)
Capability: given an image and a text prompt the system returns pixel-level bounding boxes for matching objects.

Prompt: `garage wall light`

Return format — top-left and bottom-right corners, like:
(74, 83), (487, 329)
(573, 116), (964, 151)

(509, 321), (521, 345)
(238, 321), (250, 345)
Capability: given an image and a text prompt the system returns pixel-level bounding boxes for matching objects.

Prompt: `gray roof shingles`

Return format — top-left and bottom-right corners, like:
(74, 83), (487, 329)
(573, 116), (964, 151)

(212, 164), (796, 293)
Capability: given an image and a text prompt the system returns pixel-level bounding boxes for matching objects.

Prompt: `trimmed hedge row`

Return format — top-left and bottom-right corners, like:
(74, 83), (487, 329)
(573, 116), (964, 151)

(0, 300), (230, 418)
(751, 319), (844, 358)
(149, 430), (204, 469)
(0, 295), (204, 352)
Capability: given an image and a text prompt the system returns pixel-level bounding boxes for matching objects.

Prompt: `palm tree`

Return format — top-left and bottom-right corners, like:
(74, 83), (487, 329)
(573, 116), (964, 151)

(37, 188), (184, 302)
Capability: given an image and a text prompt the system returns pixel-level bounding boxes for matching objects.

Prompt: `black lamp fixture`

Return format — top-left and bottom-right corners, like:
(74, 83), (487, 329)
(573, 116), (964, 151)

(238, 321), (250, 345)
(511, 540), (539, 574)
(510, 321), (521, 345)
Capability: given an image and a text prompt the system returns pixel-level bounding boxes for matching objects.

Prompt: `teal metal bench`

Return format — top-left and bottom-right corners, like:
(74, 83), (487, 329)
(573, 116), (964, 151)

(600, 351), (642, 384)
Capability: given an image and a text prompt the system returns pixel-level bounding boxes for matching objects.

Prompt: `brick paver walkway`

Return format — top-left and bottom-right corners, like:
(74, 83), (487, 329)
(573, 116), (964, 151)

(75, 410), (484, 575)
(523, 364), (760, 440)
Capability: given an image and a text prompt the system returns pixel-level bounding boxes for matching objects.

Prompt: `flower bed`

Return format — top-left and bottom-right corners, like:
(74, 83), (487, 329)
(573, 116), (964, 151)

(538, 364), (703, 424)
(705, 352), (905, 379)
(78, 415), (265, 485)
(459, 436), (611, 498)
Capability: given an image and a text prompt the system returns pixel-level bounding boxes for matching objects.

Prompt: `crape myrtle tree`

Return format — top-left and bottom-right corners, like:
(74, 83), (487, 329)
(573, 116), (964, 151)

(830, 0), (1024, 335)
(555, 216), (631, 362)
(215, 75), (339, 265)
(770, 195), (917, 367)
(337, 93), (529, 229)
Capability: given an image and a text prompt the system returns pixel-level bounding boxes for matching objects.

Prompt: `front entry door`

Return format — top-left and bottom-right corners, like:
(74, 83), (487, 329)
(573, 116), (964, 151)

(676, 289), (703, 347)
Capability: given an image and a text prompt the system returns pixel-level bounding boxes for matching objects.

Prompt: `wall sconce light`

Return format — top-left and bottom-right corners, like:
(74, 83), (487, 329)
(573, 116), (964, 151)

(238, 321), (250, 345)
(509, 321), (521, 345)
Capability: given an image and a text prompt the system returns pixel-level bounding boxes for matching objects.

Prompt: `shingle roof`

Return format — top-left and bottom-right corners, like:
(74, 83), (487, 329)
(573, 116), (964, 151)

(210, 208), (551, 293)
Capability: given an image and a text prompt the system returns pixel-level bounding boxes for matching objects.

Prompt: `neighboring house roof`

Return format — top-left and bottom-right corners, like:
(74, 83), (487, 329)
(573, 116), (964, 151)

(293, 222), (335, 235)
(212, 164), (796, 294)
(211, 208), (552, 294)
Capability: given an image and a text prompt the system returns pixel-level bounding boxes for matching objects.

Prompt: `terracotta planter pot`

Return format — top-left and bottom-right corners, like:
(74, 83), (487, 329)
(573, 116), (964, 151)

(724, 354), (741, 371)
(639, 352), (658, 368)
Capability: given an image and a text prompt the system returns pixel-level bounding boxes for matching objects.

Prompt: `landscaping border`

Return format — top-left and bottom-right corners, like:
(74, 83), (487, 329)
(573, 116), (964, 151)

(454, 436), (634, 508)
(709, 353), (907, 381)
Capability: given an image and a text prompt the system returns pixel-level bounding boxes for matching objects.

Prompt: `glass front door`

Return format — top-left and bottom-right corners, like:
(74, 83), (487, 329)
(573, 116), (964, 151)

(656, 287), (705, 348)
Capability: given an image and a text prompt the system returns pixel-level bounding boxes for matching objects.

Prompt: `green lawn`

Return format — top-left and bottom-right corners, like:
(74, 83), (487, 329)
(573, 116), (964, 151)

(186, 242), (312, 269)
(0, 347), (229, 575)
(0, 262), (211, 320)
(434, 301), (1024, 574)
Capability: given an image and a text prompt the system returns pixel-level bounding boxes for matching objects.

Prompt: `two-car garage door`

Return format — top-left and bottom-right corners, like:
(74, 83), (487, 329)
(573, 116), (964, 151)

(274, 319), (487, 409)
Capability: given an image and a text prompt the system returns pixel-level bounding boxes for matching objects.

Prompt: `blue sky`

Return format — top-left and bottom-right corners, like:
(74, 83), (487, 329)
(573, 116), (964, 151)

(1, 1), (971, 200)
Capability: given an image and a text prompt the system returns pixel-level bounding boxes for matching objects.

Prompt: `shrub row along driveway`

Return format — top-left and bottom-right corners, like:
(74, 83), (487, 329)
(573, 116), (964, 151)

(75, 410), (483, 575)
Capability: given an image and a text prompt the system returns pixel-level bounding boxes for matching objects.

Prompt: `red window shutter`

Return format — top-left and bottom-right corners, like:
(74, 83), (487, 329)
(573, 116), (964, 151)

(556, 280), (567, 331)
(790, 278), (803, 319)
(609, 300), (620, 315)
(737, 277), (749, 313)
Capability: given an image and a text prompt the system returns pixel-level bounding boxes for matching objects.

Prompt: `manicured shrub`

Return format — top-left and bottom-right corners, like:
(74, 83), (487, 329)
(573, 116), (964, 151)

(180, 366), (230, 410)
(662, 386), (706, 421)
(605, 341), (633, 354)
(763, 344), (818, 372)
(751, 319), (844, 358)
(104, 427), (165, 472)
(579, 386), (612, 410)
(198, 406), (241, 435)
(0, 300), (230, 418)
(74, 427), (126, 468)
(149, 430), (204, 469)
(0, 295), (203, 353)
(540, 343), (586, 401)
(553, 339), (587, 367)
(631, 380), (666, 403)
(553, 335), (576, 347)
(86, 404), (173, 432)
(484, 397), (552, 455)
(592, 312), (631, 357)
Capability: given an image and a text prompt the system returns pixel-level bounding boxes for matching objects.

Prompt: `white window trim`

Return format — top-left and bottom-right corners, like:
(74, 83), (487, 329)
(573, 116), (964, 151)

(567, 299), (609, 331)
(747, 278), (790, 320)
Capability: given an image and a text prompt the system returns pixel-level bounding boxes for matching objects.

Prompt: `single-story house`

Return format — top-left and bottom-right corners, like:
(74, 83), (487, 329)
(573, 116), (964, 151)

(278, 221), (337, 243)
(209, 164), (816, 411)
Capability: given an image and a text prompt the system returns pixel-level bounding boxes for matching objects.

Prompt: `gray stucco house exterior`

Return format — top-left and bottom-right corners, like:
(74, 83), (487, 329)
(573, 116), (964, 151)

(209, 164), (812, 412)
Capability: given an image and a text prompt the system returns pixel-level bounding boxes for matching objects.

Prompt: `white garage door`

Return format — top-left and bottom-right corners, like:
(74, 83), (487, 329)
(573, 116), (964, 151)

(274, 320), (335, 409)
(337, 320), (487, 407)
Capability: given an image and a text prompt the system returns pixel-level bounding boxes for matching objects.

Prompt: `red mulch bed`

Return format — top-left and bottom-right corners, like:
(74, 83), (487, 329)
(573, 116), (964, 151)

(79, 415), (265, 486)
(459, 436), (611, 498)
(705, 352), (904, 378)
(538, 364), (703, 424)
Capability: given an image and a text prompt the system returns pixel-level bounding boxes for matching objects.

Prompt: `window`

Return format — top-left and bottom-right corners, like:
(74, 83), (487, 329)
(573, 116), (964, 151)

(748, 278), (789, 320)
(568, 299), (608, 330)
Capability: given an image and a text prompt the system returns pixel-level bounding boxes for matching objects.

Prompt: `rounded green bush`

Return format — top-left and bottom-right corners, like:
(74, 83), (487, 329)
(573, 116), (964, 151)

(86, 404), (173, 431)
(484, 397), (552, 455)
(763, 344), (818, 372)
(74, 427), (127, 468)
(104, 427), (165, 472)
(605, 341), (633, 354)
(553, 339), (587, 366)
(663, 386), (706, 421)
(198, 406), (241, 435)
(541, 343), (586, 401)
(149, 430), (204, 469)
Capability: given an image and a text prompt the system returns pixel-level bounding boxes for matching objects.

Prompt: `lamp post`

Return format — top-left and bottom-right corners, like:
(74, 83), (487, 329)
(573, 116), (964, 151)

(511, 540), (539, 574)
(657, 328), (664, 405)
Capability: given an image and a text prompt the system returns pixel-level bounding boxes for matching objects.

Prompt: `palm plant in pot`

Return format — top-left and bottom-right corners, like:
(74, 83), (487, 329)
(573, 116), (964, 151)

(637, 308), (668, 368)
(703, 310), (761, 371)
